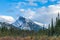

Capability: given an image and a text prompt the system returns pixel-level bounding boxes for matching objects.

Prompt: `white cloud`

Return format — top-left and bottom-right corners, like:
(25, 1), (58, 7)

(25, 0), (37, 2)
(0, 15), (15, 24)
(19, 9), (24, 12)
(48, 4), (60, 14)
(25, 0), (57, 4)
(39, 0), (48, 4)
(34, 4), (60, 24)
(16, 2), (27, 8)
(16, 0), (57, 9)
(20, 9), (36, 19)
(25, 0), (48, 4)
(25, 0), (38, 6)
(29, 1), (38, 6)
(49, 0), (56, 2)
(16, 1), (38, 9)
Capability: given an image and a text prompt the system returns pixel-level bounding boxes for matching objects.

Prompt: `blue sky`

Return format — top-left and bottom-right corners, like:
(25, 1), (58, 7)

(0, 0), (60, 26)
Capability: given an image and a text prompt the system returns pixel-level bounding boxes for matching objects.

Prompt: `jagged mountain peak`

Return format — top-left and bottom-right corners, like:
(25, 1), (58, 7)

(13, 16), (44, 31)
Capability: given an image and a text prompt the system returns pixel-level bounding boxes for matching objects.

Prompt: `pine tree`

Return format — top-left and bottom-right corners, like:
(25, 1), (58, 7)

(51, 18), (54, 36)
(48, 24), (51, 36)
(58, 12), (59, 20)
(55, 13), (60, 36)
(43, 25), (45, 31)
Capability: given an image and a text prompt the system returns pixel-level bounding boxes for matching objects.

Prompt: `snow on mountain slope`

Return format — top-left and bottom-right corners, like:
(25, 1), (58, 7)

(34, 21), (44, 27)
(13, 16), (44, 31)
(34, 21), (47, 28)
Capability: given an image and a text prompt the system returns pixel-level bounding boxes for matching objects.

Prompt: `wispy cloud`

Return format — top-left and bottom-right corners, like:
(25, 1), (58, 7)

(20, 9), (35, 19)
(19, 3), (60, 25)
(36, 4), (60, 24)
(50, 0), (56, 2)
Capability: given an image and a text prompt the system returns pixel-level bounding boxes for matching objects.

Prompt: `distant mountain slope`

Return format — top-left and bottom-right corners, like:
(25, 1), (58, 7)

(0, 22), (18, 30)
(13, 16), (44, 31)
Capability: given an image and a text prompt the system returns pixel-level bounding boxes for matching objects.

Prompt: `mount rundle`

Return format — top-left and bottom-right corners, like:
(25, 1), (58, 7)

(13, 16), (43, 31)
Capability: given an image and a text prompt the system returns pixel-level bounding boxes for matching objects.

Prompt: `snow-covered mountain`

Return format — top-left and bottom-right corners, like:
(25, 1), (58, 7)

(0, 15), (15, 24)
(13, 16), (44, 31)
(0, 15), (46, 31)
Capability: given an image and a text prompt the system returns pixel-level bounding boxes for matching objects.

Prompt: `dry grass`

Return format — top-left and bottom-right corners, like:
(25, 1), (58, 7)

(0, 36), (60, 40)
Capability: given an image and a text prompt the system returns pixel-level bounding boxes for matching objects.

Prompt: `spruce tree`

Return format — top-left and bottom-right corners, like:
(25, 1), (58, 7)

(58, 12), (59, 20)
(51, 18), (54, 36)
(48, 24), (51, 36)
(55, 13), (60, 36)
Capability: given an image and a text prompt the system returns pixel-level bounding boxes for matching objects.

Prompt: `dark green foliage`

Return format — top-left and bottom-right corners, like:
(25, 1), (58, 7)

(48, 24), (51, 36)
(50, 18), (55, 36)
(49, 13), (60, 36)
(55, 18), (60, 35)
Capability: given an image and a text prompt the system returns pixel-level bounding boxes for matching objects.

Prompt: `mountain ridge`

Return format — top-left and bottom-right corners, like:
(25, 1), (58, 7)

(13, 16), (45, 31)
